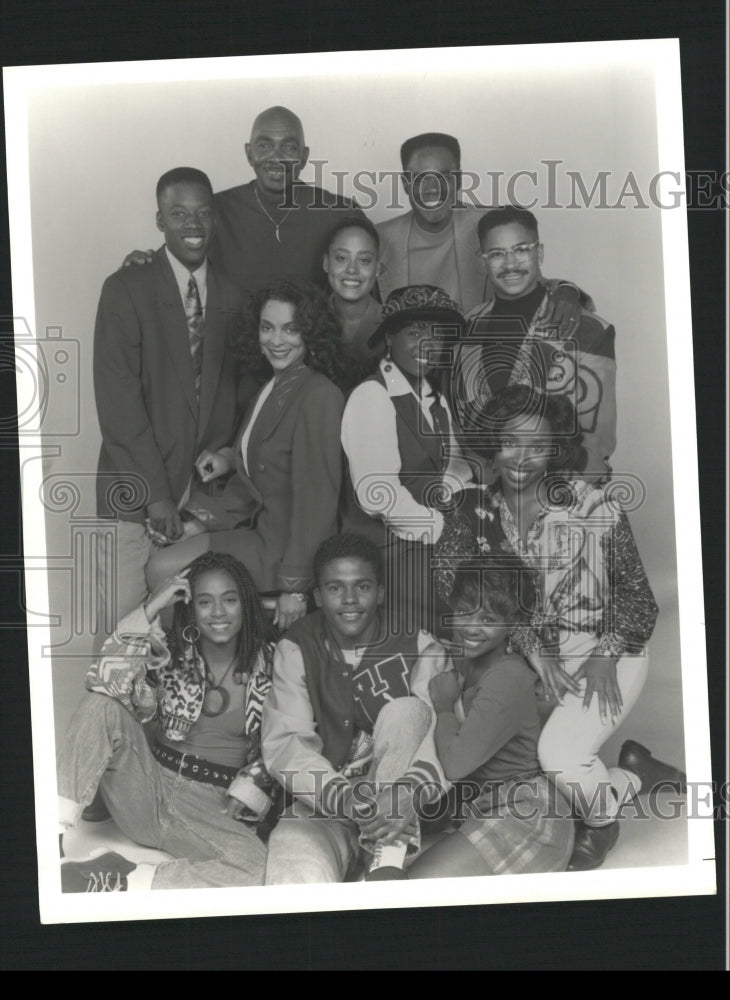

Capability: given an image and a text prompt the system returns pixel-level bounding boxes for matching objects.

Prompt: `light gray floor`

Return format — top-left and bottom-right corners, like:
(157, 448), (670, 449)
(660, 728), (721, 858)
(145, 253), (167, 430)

(58, 588), (691, 876)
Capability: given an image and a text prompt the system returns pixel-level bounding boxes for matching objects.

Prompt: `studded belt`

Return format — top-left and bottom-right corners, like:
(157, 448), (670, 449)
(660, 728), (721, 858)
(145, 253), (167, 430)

(152, 742), (238, 789)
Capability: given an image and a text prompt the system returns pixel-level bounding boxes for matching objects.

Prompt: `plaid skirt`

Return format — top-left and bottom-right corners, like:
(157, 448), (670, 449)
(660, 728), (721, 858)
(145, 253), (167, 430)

(459, 772), (574, 875)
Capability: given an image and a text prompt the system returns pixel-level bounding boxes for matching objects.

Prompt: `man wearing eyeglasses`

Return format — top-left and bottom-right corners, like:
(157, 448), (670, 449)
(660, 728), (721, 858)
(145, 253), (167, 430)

(452, 205), (616, 480)
(376, 133), (583, 329)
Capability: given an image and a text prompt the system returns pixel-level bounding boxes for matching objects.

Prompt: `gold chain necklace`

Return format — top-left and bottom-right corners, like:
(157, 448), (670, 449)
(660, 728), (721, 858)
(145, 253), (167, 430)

(254, 187), (295, 244)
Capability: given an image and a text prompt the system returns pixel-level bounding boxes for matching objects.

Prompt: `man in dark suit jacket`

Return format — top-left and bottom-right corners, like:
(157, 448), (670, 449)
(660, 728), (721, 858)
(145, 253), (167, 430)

(94, 167), (240, 630)
(123, 106), (365, 298)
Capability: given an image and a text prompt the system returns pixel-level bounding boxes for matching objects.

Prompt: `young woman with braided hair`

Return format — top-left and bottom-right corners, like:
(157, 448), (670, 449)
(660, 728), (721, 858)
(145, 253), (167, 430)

(57, 551), (278, 892)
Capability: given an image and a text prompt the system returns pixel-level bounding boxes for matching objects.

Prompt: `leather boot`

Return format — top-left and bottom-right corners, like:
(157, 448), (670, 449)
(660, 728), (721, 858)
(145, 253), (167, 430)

(618, 739), (687, 794)
(567, 819), (619, 871)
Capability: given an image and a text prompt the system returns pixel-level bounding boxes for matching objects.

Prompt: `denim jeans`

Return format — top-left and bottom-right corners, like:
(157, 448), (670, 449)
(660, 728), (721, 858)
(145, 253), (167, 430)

(58, 693), (266, 889)
(265, 697), (432, 884)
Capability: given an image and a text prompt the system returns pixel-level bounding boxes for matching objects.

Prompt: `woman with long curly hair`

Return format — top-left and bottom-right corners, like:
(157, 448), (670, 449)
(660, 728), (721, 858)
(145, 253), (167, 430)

(146, 278), (347, 631)
(58, 552), (278, 892)
(433, 384), (685, 872)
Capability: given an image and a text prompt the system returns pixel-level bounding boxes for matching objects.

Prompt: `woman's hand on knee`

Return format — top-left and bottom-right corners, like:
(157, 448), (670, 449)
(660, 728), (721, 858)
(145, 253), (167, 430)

(530, 654), (581, 704)
(573, 656), (622, 725)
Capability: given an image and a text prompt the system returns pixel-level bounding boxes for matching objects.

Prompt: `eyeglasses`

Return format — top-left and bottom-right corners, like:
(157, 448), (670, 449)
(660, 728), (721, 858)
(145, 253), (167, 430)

(478, 241), (541, 267)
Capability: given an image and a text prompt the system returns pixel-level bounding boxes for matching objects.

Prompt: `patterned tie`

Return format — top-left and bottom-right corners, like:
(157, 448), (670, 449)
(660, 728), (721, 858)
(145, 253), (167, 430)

(184, 275), (204, 402)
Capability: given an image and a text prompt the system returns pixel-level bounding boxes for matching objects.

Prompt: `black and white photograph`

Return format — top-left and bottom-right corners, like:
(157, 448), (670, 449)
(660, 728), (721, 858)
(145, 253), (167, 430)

(1, 23), (723, 955)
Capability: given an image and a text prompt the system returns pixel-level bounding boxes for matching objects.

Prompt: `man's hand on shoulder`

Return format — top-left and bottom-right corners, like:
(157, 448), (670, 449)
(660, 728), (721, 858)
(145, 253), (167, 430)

(120, 249), (156, 270)
(146, 499), (183, 543)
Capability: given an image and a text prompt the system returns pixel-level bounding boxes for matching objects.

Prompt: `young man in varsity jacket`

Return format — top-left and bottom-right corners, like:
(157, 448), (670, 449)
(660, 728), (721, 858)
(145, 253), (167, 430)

(261, 533), (451, 883)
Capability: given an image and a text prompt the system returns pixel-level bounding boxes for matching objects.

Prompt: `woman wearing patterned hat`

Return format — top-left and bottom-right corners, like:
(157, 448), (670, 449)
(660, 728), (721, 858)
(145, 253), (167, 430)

(341, 284), (474, 636)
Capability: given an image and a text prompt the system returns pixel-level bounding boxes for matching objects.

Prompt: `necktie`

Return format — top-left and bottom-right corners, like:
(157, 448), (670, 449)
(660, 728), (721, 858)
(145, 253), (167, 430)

(429, 393), (451, 470)
(184, 275), (204, 402)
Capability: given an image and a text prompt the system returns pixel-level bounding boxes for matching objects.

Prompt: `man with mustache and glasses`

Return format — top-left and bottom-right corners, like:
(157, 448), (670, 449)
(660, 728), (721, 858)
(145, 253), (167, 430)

(452, 205), (617, 481)
(376, 133), (586, 326)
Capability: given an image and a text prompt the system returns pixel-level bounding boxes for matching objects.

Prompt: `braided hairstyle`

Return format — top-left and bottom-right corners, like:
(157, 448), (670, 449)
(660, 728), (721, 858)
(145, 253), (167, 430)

(168, 551), (276, 678)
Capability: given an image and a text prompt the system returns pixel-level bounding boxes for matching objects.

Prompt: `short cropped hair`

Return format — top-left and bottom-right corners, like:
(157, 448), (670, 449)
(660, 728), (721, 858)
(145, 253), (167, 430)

(400, 132), (461, 171)
(313, 533), (383, 586)
(477, 205), (540, 246)
(450, 554), (536, 626)
(156, 167), (214, 202)
(326, 215), (380, 252)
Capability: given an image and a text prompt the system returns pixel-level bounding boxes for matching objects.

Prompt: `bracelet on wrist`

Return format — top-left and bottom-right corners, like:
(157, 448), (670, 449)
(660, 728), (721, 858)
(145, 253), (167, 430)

(286, 592), (308, 604)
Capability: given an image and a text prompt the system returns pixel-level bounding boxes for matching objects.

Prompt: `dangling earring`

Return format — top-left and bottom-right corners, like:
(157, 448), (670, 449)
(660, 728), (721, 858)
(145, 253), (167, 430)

(384, 341), (392, 371)
(182, 623), (200, 644)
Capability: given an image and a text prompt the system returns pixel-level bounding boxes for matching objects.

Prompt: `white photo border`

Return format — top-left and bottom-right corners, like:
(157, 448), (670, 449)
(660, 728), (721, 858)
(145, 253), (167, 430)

(2, 38), (716, 926)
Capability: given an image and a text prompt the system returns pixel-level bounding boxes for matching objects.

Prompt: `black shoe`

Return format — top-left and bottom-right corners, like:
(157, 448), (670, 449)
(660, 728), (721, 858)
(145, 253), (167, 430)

(567, 820), (619, 871)
(61, 851), (136, 893)
(81, 790), (111, 823)
(618, 739), (687, 795)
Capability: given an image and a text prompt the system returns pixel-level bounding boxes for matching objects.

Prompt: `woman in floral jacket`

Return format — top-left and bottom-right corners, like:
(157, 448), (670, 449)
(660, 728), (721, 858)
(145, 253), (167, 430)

(435, 384), (684, 872)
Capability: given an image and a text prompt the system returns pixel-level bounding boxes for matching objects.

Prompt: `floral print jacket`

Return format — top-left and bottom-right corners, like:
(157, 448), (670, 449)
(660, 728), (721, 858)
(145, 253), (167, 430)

(434, 479), (659, 658)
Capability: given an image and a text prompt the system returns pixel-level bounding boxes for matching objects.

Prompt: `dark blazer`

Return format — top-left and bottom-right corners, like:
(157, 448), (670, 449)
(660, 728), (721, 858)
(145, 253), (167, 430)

(199, 365), (344, 593)
(94, 246), (239, 523)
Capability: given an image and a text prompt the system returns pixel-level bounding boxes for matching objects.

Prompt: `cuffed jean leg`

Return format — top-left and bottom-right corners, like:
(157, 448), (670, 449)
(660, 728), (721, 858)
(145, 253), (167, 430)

(57, 692), (164, 845)
(265, 797), (359, 885)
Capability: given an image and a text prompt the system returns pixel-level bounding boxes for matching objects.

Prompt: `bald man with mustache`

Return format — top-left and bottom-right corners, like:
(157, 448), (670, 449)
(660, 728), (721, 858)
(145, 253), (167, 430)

(125, 107), (364, 295)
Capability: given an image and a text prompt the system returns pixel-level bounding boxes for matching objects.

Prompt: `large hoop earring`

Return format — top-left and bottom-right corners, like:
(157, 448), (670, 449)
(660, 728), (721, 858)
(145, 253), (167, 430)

(182, 624), (200, 644)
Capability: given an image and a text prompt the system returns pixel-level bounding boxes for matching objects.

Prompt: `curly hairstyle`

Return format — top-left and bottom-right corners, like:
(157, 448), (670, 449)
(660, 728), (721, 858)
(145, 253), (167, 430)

(234, 277), (353, 392)
(449, 553), (537, 626)
(469, 384), (587, 475)
(313, 532), (383, 586)
(168, 551), (277, 678)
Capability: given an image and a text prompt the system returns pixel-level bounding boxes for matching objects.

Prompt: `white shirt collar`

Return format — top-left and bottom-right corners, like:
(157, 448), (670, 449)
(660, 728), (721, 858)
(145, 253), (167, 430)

(378, 357), (438, 402)
(165, 246), (208, 307)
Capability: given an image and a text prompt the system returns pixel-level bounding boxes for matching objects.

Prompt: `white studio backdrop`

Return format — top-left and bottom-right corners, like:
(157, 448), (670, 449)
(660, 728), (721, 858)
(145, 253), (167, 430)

(21, 52), (679, 757)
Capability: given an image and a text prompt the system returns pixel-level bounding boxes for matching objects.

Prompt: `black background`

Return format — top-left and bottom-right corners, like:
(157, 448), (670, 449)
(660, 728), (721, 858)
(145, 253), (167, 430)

(0, 0), (726, 970)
